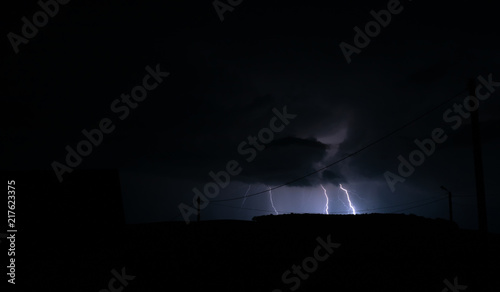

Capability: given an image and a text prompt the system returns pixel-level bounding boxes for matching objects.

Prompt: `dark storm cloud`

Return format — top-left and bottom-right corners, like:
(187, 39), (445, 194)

(321, 169), (347, 186)
(328, 40), (500, 182)
(3, 0), (499, 230)
(237, 136), (329, 187)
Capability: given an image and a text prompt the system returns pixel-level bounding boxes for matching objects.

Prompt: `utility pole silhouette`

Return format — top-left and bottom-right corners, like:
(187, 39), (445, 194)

(197, 197), (201, 223)
(440, 186), (453, 222)
(469, 78), (487, 233)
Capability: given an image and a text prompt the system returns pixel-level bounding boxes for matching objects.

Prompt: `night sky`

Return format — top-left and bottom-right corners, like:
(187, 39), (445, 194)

(2, 0), (500, 232)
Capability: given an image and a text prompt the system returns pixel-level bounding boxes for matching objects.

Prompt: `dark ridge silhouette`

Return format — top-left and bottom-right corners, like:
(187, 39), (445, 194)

(252, 212), (460, 230)
(3, 170), (498, 291)
(17, 210), (500, 291)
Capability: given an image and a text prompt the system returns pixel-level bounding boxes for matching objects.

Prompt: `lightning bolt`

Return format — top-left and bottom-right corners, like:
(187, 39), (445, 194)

(268, 186), (278, 215)
(336, 188), (350, 209)
(320, 184), (329, 214)
(241, 184), (251, 207)
(339, 184), (356, 215)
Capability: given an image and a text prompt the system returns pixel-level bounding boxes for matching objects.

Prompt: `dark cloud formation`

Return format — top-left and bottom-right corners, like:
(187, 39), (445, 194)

(321, 169), (347, 186)
(240, 136), (329, 187)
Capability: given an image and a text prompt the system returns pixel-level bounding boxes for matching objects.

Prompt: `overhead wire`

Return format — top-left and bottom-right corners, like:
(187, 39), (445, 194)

(211, 89), (468, 203)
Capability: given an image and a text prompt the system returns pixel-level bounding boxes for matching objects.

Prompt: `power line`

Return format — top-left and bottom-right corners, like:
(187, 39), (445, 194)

(211, 202), (282, 213)
(354, 195), (446, 212)
(169, 192), (499, 221)
(391, 197), (448, 213)
(211, 89), (468, 203)
(212, 194), (448, 215)
(452, 194), (500, 198)
(332, 196), (448, 214)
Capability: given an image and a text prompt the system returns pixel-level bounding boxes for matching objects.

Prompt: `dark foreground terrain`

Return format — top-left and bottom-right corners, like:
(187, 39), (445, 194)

(22, 213), (499, 291)
(3, 171), (498, 291)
